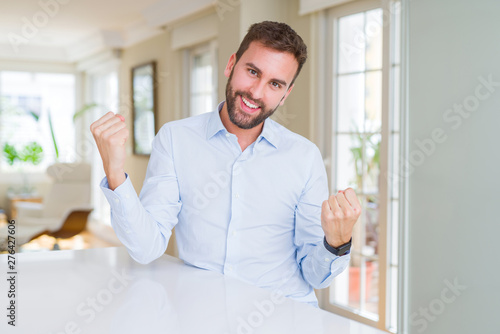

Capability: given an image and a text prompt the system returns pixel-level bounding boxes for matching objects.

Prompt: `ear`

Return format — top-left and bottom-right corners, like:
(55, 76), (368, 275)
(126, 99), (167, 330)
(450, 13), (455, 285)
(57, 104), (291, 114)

(224, 53), (237, 78)
(279, 84), (295, 106)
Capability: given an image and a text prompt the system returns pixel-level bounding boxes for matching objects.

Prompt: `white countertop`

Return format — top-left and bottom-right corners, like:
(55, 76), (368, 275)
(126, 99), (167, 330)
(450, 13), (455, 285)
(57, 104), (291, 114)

(0, 247), (386, 334)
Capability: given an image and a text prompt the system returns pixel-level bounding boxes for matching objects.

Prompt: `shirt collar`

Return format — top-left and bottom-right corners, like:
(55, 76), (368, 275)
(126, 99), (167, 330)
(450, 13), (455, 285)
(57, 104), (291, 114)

(206, 101), (227, 140)
(258, 117), (279, 149)
(206, 101), (280, 149)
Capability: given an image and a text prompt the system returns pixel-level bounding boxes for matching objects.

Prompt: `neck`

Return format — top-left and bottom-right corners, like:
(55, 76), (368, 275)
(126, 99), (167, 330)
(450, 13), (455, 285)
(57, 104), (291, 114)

(220, 102), (264, 152)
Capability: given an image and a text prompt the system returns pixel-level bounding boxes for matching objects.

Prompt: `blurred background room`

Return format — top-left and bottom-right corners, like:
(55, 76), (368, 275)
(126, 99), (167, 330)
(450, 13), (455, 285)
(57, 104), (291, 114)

(0, 0), (499, 333)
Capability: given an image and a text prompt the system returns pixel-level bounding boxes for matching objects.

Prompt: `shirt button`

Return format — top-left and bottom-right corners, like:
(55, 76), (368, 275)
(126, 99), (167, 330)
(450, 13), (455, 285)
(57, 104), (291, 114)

(125, 194), (130, 199)
(234, 193), (240, 199)
(232, 231), (237, 236)
(226, 133), (230, 138)
(227, 265), (233, 271)
(114, 198), (119, 204)
(324, 258), (331, 262)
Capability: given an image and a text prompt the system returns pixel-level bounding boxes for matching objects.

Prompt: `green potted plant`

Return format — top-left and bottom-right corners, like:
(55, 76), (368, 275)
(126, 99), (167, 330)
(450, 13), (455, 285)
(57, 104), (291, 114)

(2, 141), (44, 194)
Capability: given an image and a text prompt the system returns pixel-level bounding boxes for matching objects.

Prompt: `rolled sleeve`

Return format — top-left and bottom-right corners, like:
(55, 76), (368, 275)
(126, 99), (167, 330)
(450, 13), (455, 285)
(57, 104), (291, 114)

(294, 146), (349, 289)
(99, 126), (182, 264)
(307, 241), (351, 288)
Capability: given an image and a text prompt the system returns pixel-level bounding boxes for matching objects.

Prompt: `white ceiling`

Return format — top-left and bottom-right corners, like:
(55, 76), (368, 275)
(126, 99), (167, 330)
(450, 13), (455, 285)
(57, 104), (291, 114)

(0, 0), (214, 63)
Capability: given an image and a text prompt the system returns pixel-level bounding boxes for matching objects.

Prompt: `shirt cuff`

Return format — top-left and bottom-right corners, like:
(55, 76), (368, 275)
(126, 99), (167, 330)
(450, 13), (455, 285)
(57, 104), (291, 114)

(316, 239), (351, 268)
(311, 239), (351, 286)
(100, 173), (136, 219)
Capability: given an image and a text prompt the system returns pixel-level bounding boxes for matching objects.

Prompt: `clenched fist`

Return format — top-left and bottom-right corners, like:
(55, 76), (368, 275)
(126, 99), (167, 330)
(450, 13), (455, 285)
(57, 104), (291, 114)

(90, 112), (128, 190)
(321, 188), (362, 248)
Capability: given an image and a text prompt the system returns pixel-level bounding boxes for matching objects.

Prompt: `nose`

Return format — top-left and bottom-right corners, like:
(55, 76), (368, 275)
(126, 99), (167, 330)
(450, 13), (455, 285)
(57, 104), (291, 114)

(249, 79), (266, 101)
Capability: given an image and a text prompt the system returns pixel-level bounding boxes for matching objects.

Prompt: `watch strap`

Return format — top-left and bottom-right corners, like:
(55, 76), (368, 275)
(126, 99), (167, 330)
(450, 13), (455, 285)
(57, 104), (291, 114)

(323, 236), (352, 256)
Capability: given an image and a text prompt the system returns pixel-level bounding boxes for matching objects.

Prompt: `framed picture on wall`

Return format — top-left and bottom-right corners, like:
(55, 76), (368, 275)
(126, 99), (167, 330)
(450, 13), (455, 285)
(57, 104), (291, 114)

(131, 61), (157, 155)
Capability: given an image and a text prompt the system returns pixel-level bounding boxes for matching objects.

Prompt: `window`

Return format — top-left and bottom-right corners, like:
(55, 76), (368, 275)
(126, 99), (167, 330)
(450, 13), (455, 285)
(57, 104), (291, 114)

(0, 71), (76, 173)
(184, 41), (218, 117)
(88, 71), (119, 226)
(317, 0), (402, 332)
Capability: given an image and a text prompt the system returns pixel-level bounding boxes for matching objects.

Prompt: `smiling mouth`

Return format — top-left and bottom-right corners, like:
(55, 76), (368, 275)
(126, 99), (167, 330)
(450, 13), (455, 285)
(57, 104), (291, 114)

(239, 95), (261, 114)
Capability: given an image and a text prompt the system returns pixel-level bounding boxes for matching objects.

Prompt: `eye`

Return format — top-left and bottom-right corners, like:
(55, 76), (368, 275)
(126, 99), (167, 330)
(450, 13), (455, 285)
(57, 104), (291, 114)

(249, 69), (258, 76)
(271, 81), (281, 89)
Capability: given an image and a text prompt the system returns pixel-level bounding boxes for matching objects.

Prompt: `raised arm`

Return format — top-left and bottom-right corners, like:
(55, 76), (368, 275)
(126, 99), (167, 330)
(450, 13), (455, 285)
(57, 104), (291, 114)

(295, 147), (361, 289)
(90, 113), (181, 264)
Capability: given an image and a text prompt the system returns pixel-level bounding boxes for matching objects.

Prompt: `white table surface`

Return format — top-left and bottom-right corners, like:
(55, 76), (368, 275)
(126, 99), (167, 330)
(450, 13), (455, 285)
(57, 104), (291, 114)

(0, 247), (386, 334)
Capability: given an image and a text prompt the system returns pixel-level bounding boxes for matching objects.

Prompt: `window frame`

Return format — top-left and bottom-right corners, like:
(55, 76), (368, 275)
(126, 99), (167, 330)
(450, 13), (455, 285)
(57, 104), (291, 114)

(312, 0), (407, 332)
(183, 40), (218, 118)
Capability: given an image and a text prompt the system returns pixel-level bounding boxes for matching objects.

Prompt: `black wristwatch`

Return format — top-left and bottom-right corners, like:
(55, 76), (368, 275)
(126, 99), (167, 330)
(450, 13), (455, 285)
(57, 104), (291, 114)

(323, 237), (352, 256)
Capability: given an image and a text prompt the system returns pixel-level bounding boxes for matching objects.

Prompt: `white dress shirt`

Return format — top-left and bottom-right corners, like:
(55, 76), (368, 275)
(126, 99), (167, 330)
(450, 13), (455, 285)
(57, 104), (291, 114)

(101, 102), (350, 306)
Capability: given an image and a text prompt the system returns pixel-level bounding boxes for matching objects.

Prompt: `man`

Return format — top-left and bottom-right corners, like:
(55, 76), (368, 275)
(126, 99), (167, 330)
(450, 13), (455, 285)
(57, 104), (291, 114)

(91, 21), (361, 307)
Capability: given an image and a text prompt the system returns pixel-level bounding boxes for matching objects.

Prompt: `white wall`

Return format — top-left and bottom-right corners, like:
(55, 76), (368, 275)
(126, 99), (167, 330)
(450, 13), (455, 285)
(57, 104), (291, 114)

(408, 0), (500, 333)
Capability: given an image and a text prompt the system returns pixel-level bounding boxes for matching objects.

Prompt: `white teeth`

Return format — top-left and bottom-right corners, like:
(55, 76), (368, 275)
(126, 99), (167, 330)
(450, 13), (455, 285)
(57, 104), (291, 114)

(242, 96), (259, 109)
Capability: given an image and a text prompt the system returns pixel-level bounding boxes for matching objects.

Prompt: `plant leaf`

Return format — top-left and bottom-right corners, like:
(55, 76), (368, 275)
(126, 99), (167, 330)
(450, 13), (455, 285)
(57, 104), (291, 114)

(29, 111), (40, 122)
(19, 142), (43, 165)
(48, 110), (59, 160)
(2, 142), (18, 166)
(73, 103), (99, 121)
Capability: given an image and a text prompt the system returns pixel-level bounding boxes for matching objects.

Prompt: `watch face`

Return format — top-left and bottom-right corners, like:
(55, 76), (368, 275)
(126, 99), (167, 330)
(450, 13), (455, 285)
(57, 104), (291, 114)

(339, 247), (349, 255)
(338, 240), (352, 255)
(324, 237), (352, 256)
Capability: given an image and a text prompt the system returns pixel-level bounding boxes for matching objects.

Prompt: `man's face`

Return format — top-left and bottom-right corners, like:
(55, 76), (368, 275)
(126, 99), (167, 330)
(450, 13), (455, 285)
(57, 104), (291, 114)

(224, 41), (298, 129)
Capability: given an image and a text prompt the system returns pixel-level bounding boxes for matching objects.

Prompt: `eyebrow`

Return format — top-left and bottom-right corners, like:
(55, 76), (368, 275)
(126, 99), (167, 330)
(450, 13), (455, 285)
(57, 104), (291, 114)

(246, 62), (288, 88)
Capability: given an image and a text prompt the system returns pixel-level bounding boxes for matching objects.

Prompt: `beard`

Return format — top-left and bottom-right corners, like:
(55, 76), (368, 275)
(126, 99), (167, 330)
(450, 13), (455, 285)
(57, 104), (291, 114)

(225, 70), (282, 130)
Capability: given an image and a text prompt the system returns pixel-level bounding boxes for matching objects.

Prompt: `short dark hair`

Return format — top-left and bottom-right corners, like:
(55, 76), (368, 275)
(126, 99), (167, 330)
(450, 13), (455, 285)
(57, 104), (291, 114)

(235, 21), (307, 86)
